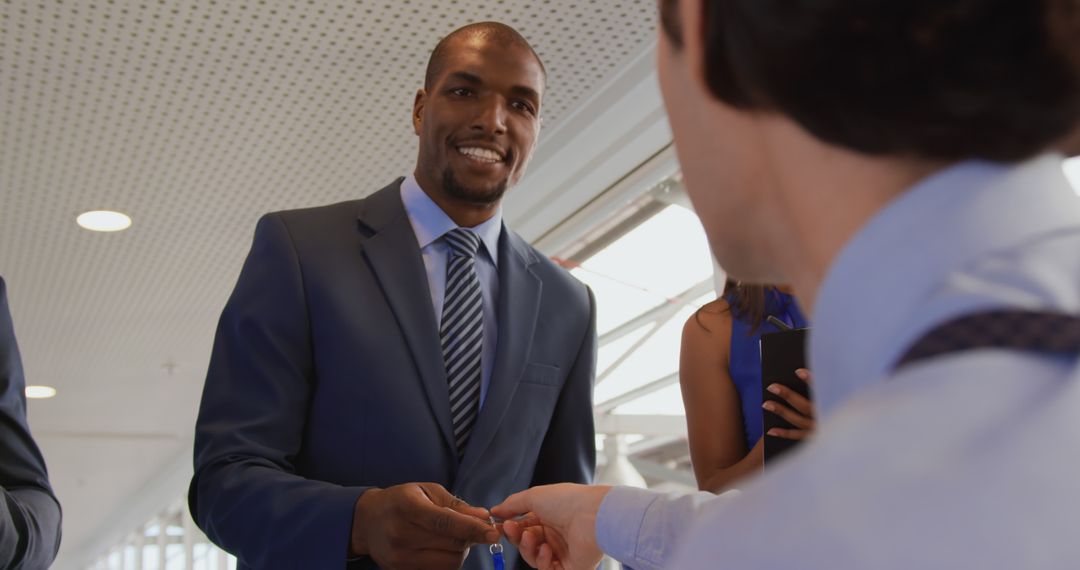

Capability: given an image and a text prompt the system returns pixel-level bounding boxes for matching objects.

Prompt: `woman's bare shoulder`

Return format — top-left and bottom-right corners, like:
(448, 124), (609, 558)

(683, 298), (733, 339)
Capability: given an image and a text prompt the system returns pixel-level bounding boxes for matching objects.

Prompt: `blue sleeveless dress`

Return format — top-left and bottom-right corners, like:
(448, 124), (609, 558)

(725, 289), (808, 450)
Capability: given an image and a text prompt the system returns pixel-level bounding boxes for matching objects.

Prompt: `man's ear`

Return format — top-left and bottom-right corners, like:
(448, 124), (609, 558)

(412, 88), (427, 135)
(1061, 123), (1080, 157)
(679, 0), (713, 99)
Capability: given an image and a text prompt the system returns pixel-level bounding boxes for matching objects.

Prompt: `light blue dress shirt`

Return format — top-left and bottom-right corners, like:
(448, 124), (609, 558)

(400, 174), (501, 408)
(597, 153), (1080, 568)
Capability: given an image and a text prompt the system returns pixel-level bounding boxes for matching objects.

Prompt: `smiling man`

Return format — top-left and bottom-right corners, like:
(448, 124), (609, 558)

(189, 22), (596, 570)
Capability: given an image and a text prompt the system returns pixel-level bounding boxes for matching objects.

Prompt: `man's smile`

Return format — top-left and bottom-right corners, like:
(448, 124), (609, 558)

(456, 145), (506, 165)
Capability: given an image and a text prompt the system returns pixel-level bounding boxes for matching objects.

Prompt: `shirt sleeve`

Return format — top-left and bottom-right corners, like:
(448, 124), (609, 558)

(596, 486), (739, 570)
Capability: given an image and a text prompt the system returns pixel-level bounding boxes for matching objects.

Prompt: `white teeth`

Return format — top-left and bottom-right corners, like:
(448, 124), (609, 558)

(458, 147), (503, 163)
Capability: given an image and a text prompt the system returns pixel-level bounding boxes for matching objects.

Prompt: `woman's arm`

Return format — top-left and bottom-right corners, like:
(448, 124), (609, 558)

(679, 300), (764, 493)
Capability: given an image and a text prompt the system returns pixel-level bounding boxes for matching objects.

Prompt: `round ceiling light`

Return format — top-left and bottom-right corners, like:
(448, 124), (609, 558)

(77, 210), (132, 232)
(25, 385), (57, 399)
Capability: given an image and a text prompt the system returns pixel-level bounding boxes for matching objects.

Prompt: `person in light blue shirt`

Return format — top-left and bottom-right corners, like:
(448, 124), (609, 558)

(490, 1), (1080, 569)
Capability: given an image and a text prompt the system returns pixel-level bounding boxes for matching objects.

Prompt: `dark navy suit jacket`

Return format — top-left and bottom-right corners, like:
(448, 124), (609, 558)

(0, 276), (62, 569)
(190, 181), (597, 569)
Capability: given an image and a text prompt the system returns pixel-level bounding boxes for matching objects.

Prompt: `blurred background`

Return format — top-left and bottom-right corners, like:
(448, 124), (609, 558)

(2, 2), (1078, 568)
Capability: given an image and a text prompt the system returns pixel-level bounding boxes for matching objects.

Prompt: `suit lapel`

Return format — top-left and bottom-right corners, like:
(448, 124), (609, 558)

(458, 228), (542, 478)
(356, 181), (455, 455)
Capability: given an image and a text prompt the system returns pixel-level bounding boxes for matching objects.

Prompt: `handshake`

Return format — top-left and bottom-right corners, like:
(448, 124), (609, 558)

(350, 481), (612, 570)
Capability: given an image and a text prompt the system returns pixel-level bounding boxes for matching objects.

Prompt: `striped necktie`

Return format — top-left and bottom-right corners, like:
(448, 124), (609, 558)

(441, 228), (484, 458)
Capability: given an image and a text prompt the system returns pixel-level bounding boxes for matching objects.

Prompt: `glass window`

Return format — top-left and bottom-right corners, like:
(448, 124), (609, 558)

(543, 153), (717, 492)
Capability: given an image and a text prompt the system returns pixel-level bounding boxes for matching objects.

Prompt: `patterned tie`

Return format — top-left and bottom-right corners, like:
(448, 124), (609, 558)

(894, 310), (1080, 371)
(441, 228), (484, 458)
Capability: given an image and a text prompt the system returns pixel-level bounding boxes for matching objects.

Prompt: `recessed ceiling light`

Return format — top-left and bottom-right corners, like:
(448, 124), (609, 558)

(25, 385), (57, 399)
(77, 210), (132, 232)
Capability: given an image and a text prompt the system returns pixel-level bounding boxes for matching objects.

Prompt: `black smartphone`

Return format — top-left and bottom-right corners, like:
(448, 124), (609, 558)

(760, 327), (810, 464)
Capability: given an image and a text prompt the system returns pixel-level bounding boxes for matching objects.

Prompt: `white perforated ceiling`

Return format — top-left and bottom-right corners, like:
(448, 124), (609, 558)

(0, 0), (658, 564)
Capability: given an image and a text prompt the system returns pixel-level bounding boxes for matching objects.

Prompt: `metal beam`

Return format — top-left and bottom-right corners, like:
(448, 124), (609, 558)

(595, 371), (679, 413)
(599, 278), (713, 347)
(594, 413), (688, 437)
(596, 321), (662, 385)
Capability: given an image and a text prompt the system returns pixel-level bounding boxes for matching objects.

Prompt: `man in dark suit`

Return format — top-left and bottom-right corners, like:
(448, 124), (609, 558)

(0, 276), (62, 569)
(190, 21), (596, 570)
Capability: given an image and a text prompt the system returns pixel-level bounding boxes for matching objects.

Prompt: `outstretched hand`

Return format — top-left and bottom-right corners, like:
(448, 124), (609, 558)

(492, 484), (611, 570)
(350, 482), (499, 570)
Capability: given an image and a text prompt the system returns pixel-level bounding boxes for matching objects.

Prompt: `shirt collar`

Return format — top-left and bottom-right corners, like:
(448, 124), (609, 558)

(400, 173), (502, 265)
(810, 153), (1080, 417)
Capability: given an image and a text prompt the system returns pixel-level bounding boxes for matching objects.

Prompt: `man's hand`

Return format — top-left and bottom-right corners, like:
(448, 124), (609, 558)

(350, 482), (499, 570)
(491, 484), (611, 570)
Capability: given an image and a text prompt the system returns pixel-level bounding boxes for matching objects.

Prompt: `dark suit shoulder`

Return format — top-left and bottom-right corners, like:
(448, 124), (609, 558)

(266, 199), (365, 230)
(245, 201), (367, 262)
(258, 180), (404, 248)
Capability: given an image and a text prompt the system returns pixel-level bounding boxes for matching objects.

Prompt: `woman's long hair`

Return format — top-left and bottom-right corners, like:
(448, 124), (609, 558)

(694, 279), (770, 334)
(722, 279), (768, 333)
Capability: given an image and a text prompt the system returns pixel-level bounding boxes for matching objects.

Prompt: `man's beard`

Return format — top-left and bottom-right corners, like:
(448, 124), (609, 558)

(442, 167), (509, 206)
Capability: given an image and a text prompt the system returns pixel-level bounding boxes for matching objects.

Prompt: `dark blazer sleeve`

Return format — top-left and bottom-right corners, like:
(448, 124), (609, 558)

(0, 277), (62, 570)
(529, 286), (597, 487)
(189, 215), (368, 569)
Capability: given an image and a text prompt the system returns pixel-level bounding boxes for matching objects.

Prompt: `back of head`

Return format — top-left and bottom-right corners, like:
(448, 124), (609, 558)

(662, 0), (1080, 162)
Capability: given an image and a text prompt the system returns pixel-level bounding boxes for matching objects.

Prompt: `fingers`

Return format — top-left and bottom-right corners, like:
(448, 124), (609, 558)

(537, 542), (556, 570)
(502, 519), (524, 546)
(767, 426), (811, 440)
(765, 382), (813, 417)
(762, 398), (815, 430)
(517, 525), (545, 567)
(422, 506), (497, 544)
(491, 489), (536, 520)
(522, 526), (566, 570)
(501, 515), (541, 545)
(506, 517), (569, 570)
(356, 484), (494, 569)
(419, 483), (491, 519)
(413, 484), (499, 544)
(795, 368), (812, 385)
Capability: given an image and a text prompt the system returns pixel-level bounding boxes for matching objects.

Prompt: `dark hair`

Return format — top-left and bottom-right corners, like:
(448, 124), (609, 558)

(425, 22), (547, 91)
(725, 280), (770, 334)
(694, 279), (771, 334)
(660, 0), (1080, 162)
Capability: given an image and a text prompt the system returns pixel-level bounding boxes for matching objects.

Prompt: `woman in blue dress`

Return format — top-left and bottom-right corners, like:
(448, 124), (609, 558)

(679, 280), (814, 492)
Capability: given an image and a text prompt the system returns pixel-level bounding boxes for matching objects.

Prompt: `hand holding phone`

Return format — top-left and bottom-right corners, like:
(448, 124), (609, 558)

(760, 328), (815, 463)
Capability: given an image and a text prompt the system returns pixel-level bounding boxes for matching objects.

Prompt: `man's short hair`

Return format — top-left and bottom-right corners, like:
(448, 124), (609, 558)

(424, 22), (547, 92)
(660, 0), (1080, 162)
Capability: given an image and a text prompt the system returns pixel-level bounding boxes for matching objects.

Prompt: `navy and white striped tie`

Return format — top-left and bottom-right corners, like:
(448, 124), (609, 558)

(441, 228), (484, 458)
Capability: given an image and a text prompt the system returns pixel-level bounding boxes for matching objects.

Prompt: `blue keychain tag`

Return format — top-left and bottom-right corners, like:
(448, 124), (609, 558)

(489, 516), (505, 570)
